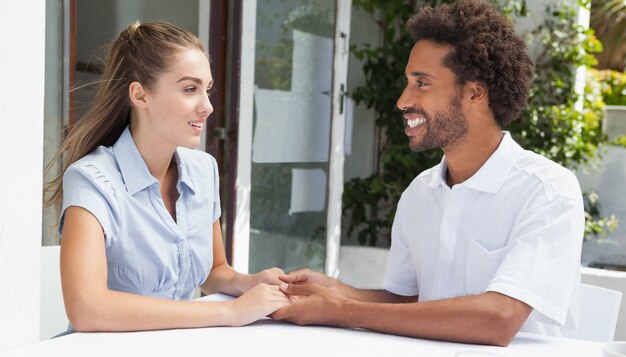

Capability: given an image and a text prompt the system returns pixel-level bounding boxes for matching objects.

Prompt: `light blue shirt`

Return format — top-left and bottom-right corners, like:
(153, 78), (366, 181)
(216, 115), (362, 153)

(60, 127), (221, 301)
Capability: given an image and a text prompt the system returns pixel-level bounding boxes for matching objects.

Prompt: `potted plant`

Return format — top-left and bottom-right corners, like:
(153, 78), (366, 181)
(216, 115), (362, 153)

(592, 69), (626, 141)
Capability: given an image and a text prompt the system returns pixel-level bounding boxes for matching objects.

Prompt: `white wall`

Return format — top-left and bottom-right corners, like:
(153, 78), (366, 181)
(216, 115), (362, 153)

(0, 0), (46, 352)
(578, 146), (626, 266)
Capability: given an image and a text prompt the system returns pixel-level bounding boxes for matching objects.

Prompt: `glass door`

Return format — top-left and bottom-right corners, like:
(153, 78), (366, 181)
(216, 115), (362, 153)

(234, 0), (350, 275)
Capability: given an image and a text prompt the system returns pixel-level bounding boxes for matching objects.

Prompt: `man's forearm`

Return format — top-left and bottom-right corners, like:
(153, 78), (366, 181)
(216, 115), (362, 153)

(335, 281), (416, 303)
(337, 291), (531, 346)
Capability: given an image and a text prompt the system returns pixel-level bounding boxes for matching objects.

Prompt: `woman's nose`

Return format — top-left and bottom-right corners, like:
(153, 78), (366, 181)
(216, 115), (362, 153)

(200, 95), (213, 118)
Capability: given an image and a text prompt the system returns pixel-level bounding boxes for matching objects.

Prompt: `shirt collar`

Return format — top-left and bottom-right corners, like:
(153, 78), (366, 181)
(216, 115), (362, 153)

(173, 149), (197, 194)
(113, 127), (158, 195)
(428, 131), (523, 193)
(113, 128), (198, 195)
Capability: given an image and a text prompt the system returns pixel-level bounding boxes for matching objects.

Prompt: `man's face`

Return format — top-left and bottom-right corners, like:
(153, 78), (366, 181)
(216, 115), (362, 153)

(397, 40), (468, 153)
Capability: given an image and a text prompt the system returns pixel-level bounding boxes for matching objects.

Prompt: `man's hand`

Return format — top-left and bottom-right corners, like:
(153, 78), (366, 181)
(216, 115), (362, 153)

(271, 283), (349, 327)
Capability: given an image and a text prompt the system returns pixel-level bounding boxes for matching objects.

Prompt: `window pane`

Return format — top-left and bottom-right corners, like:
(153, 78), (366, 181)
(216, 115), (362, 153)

(248, 0), (336, 273)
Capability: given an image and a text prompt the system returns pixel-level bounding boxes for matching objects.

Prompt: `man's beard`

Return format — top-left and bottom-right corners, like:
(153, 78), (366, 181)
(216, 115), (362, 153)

(406, 93), (468, 153)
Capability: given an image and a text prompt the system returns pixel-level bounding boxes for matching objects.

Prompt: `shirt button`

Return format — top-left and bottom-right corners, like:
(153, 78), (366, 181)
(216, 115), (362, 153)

(448, 216), (454, 224)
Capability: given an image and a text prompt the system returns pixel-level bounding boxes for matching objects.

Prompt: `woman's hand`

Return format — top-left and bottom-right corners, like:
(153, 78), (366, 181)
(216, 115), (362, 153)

(238, 267), (285, 292)
(226, 283), (291, 326)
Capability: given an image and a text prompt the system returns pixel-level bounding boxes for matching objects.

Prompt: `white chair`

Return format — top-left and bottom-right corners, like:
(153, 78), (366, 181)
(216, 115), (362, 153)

(338, 246), (389, 289)
(571, 283), (622, 342)
(40, 245), (69, 340)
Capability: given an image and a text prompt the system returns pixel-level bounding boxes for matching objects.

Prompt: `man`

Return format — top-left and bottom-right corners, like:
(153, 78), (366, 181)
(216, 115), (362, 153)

(273, 0), (584, 347)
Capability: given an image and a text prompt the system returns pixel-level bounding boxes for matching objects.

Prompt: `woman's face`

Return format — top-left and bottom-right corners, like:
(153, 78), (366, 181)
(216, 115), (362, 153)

(143, 48), (213, 150)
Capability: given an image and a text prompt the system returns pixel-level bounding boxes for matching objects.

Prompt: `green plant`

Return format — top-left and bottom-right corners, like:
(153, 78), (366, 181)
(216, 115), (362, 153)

(590, 69), (626, 106)
(508, 2), (605, 170)
(343, 0), (614, 246)
(344, 0), (450, 246)
(583, 190), (618, 238)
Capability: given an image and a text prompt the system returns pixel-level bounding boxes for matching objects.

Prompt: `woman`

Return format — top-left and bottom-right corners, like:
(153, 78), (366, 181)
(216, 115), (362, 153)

(44, 22), (290, 332)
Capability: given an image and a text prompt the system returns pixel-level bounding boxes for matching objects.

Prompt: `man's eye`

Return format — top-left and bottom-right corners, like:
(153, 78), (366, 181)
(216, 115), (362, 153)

(416, 80), (428, 88)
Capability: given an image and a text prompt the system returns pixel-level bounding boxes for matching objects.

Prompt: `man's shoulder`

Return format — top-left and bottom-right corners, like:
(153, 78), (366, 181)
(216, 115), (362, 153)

(512, 149), (581, 201)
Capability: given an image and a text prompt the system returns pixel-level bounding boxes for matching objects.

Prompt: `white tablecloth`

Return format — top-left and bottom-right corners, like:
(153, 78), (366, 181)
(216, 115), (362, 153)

(3, 294), (603, 357)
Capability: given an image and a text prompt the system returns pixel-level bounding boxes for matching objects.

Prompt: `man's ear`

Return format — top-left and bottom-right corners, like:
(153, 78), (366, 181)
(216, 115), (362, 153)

(129, 81), (149, 109)
(466, 81), (488, 106)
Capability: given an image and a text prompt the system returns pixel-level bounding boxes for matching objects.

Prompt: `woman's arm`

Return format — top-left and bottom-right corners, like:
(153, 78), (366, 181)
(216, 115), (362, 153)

(61, 206), (289, 332)
(200, 221), (285, 296)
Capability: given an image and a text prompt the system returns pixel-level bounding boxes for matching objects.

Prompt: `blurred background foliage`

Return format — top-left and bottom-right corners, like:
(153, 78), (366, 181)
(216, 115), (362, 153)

(590, 0), (626, 71)
(343, 0), (622, 246)
(591, 69), (626, 106)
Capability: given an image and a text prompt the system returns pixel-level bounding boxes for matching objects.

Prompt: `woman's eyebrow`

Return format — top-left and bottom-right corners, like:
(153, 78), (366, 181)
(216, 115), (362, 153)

(177, 77), (214, 87)
(177, 76), (203, 84)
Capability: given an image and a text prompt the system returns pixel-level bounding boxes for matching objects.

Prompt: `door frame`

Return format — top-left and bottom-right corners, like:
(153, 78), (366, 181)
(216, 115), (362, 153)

(231, 0), (352, 275)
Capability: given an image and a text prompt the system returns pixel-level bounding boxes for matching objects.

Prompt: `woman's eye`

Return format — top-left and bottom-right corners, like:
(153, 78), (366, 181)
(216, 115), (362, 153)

(184, 86), (197, 93)
(206, 87), (216, 97)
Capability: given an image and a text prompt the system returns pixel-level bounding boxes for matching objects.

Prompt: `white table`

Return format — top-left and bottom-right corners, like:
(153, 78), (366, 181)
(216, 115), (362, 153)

(3, 295), (604, 357)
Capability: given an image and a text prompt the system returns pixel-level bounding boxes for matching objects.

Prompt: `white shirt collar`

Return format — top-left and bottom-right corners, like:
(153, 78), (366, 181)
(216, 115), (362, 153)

(428, 131), (523, 193)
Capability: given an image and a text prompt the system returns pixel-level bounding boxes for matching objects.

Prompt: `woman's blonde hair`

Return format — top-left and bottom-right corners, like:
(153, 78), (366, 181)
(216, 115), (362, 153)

(44, 21), (205, 207)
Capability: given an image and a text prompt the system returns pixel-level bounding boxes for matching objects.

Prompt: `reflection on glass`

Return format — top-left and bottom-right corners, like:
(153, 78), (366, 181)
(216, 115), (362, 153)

(249, 0), (335, 273)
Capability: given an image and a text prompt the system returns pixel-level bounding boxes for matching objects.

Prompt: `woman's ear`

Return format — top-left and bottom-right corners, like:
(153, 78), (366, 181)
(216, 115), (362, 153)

(129, 81), (149, 109)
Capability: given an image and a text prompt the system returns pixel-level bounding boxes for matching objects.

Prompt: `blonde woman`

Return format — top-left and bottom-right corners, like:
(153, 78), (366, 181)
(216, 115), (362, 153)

(45, 22), (290, 332)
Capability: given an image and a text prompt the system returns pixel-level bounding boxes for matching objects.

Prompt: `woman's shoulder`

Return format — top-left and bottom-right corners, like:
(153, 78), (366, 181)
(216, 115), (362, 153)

(64, 146), (122, 188)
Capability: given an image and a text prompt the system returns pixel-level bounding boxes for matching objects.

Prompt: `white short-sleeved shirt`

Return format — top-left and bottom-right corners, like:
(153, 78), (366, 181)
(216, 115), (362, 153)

(59, 127), (221, 301)
(383, 132), (584, 336)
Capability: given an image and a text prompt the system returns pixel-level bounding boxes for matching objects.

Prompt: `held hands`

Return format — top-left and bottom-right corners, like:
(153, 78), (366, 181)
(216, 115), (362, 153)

(231, 267), (345, 326)
(228, 283), (291, 326)
(270, 268), (348, 326)
(226, 267), (290, 326)
(278, 268), (336, 289)
(239, 267), (285, 292)
(271, 282), (348, 327)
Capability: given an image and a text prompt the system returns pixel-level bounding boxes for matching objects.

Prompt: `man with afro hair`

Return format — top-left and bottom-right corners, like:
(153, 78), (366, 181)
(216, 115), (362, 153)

(274, 0), (584, 346)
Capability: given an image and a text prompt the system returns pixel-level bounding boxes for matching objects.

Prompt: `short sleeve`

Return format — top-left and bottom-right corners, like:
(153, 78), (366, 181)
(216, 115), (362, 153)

(486, 195), (584, 326)
(209, 156), (221, 223)
(383, 196), (419, 296)
(59, 164), (119, 246)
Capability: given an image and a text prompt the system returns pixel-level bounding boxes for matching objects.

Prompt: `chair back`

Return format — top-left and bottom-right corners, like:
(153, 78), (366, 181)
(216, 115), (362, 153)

(573, 283), (622, 342)
(40, 245), (68, 340)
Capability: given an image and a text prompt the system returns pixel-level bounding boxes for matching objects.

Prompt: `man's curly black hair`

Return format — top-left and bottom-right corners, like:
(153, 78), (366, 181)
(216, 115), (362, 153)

(407, 0), (534, 127)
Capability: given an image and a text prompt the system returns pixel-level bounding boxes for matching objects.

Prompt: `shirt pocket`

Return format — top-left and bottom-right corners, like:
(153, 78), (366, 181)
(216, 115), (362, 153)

(465, 239), (506, 294)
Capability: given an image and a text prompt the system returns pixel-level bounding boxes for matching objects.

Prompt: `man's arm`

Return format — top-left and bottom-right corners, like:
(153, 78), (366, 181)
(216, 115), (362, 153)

(273, 283), (531, 347)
